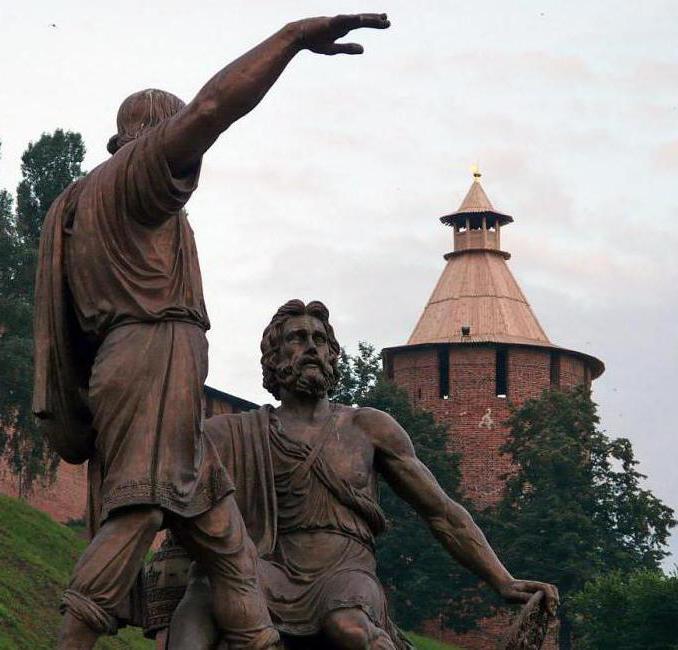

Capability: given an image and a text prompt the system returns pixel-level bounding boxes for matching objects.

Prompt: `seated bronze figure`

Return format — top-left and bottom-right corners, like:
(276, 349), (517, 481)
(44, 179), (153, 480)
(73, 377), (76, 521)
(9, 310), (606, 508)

(145, 300), (558, 649)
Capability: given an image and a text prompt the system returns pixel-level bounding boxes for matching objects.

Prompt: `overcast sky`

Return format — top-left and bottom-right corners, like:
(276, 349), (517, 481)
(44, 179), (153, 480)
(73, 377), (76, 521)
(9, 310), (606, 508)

(1, 1), (677, 564)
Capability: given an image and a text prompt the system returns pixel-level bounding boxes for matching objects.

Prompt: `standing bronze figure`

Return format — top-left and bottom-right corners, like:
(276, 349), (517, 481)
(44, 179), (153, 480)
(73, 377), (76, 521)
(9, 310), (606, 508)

(32, 16), (390, 649)
(150, 300), (559, 649)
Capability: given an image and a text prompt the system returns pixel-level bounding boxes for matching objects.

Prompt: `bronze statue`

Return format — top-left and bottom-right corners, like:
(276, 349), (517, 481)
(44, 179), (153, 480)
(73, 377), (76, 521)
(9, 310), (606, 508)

(32, 15), (390, 649)
(149, 300), (559, 649)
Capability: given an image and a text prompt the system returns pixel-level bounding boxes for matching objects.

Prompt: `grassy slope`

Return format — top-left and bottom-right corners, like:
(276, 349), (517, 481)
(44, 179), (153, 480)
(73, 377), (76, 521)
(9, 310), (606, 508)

(0, 494), (459, 650)
(0, 494), (150, 649)
(407, 632), (461, 649)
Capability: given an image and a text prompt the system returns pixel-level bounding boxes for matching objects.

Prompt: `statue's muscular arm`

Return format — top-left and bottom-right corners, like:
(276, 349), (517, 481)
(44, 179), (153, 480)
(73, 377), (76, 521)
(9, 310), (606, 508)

(356, 407), (559, 614)
(160, 13), (390, 177)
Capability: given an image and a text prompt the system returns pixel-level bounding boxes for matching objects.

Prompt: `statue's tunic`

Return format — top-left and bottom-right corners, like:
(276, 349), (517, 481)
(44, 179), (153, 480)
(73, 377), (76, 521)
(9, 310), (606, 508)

(63, 122), (231, 521)
(261, 409), (389, 636)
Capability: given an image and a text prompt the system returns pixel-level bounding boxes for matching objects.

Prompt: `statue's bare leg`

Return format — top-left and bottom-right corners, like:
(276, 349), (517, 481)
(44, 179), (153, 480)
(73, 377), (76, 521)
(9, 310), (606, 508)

(169, 494), (280, 649)
(57, 611), (101, 649)
(167, 564), (218, 650)
(322, 608), (396, 650)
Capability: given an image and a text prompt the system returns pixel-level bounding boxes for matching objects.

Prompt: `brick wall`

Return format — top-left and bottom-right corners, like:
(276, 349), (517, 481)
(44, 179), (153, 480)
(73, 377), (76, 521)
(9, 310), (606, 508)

(389, 342), (587, 649)
(391, 344), (588, 508)
(0, 457), (88, 524)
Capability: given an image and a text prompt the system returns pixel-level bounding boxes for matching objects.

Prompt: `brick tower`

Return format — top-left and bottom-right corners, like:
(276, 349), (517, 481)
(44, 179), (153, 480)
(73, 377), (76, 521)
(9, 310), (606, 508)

(382, 170), (605, 647)
(382, 169), (605, 509)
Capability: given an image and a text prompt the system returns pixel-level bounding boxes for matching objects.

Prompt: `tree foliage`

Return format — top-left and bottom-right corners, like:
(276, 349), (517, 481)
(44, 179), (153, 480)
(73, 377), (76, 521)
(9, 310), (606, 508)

(0, 131), (85, 491)
(484, 386), (675, 648)
(334, 344), (491, 631)
(570, 570), (678, 649)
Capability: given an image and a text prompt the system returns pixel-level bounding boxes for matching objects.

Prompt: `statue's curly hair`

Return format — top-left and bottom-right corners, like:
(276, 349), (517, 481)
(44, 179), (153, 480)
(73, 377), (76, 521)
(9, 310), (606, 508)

(260, 299), (341, 400)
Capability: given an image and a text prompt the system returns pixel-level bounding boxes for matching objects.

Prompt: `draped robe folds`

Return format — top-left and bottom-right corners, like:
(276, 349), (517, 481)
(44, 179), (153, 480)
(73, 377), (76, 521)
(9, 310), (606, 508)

(147, 407), (412, 649)
(33, 120), (230, 523)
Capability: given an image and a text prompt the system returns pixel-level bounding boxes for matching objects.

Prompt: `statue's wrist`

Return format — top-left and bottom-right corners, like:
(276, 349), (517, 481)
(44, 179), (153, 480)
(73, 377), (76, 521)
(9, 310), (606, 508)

(490, 573), (513, 594)
(283, 21), (305, 52)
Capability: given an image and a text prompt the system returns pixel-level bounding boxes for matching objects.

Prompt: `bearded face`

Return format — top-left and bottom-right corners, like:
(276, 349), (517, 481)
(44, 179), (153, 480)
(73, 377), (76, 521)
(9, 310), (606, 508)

(274, 315), (337, 399)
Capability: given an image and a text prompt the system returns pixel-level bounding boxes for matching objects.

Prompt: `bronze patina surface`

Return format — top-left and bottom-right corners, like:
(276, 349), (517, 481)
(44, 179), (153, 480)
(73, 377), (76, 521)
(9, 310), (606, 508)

(32, 15), (390, 649)
(149, 301), (558, 649)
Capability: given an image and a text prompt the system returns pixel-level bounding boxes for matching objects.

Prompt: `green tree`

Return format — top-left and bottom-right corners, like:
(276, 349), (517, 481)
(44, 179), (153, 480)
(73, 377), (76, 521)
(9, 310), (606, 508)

(15, 129), (86, 296)
(332, 342), (382, 406)
(0, 130), (85, 492)
(334, 344), (491, 632)
(570, 570), (678, 649)
(485, 386), (675, 649)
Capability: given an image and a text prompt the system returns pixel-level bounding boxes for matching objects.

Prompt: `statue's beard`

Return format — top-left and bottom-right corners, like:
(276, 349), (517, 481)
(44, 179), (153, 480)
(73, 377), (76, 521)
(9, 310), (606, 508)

(275, 355), (335, 399)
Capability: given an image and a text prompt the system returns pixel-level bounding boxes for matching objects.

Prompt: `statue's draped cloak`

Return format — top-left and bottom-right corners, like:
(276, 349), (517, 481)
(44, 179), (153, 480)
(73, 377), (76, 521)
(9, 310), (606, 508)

(33, 121), (229, 522)
(33, 178), (92, 463)
(205, 408), (278, 558)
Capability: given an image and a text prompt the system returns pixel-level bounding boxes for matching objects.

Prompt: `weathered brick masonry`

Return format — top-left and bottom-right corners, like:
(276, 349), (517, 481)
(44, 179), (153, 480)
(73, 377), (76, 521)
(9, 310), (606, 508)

(0, 455), (88, 524)
(391, 345), (588, 509)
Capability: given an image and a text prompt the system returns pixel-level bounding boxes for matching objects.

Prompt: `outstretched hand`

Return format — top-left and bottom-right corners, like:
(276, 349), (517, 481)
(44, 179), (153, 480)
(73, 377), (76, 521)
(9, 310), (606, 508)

(497, 579), (560, 617)
(294, 13), (390, 55)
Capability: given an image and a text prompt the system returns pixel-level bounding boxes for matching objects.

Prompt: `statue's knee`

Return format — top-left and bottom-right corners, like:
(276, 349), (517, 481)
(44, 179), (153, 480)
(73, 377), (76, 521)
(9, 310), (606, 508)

(323, 610), (370, 648)
(110, 505), (164, 535)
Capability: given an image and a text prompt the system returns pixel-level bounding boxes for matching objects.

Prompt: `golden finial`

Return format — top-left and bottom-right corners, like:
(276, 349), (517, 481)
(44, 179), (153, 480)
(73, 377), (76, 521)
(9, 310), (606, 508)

(470, 163), (482, 182)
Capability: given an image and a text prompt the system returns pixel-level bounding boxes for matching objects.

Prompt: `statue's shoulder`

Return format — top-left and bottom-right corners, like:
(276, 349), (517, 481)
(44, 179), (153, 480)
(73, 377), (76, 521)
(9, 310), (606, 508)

(347, 405), (395, 435)
(204, 411), (245, 434)
(205, 405), (271, 435)
(352, 404), (391, 422)
(351, 406), (412, 452)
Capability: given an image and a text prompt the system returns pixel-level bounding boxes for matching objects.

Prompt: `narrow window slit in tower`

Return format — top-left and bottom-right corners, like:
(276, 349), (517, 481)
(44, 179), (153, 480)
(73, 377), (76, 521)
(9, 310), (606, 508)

(550, 351), (561, 387)
(495, 347), (508, 397)
(384, 355), (394, 381)
(437, 347), (450, 399)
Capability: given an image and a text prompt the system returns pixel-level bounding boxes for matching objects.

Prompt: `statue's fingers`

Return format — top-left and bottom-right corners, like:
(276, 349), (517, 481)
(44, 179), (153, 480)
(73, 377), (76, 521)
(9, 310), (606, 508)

(542, 586), (560, 615)
(506, 589), (531, 604)
(517, 581), (548, 594)
(330, 13), (390, 34)
(325, 42), (364, 55)
(355, 13), (390, 29)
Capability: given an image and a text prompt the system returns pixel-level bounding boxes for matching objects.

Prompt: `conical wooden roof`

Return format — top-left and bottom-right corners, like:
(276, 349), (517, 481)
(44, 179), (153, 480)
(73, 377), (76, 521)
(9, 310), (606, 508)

(408, 250), (551, 345)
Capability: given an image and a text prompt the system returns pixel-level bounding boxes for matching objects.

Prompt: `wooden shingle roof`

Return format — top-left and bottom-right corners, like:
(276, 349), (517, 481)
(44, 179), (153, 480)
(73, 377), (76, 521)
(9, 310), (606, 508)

(408, 249), (550, 346)
(441, 172), (513, 226)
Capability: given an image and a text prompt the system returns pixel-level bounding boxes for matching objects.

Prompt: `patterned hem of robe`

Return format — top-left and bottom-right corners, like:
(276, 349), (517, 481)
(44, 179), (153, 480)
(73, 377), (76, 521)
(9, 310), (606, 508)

(100, 472), (235, 522)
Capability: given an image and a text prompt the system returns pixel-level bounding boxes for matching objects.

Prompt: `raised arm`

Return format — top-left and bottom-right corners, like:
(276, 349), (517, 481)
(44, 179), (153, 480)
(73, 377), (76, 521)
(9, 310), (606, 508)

(358, 407), (559, 614)
(164, 13), (390, 176)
